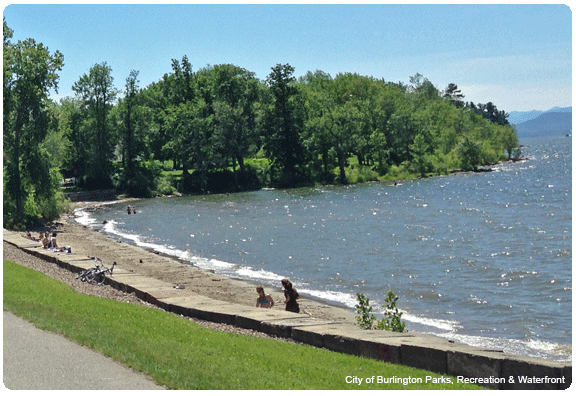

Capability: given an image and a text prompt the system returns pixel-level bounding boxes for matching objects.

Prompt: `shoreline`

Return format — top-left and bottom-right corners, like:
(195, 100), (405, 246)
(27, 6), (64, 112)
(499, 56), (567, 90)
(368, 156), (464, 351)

(53, 201), (357, 324)
(7, 198), (571, 363)
(65, 197), (572, 363)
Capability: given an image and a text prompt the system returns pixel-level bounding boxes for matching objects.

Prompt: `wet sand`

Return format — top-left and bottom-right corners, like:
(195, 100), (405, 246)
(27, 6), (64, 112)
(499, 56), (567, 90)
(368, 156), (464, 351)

(49, 201), (356, 324)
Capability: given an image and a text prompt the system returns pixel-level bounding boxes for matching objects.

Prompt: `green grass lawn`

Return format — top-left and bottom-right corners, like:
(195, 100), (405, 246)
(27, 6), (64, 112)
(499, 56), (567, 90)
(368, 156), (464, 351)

(3, 259), (484, 390)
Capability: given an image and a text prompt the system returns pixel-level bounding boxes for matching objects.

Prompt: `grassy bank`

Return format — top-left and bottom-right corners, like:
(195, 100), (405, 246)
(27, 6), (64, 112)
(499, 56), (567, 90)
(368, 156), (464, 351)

(3, 259), (483, 390)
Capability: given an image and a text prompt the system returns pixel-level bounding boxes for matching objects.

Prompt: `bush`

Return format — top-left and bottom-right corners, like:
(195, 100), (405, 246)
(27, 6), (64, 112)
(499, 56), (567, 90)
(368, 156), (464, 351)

(376, 290), (406, 333)
(154, 175), (177, 196)
(3, 167), (70, 229)
(344, 165), (380, 184)
(355, 293), (376, 329)
(355, 290), (406, 333)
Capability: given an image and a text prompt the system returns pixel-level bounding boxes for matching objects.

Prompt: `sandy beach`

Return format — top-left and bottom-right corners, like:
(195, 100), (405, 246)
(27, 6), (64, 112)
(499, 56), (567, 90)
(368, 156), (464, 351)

(25, 200), (356, 324)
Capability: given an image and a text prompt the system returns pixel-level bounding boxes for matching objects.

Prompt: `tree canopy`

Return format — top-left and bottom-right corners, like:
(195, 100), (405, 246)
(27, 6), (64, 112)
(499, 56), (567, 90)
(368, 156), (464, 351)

(3, 19), (520, 228)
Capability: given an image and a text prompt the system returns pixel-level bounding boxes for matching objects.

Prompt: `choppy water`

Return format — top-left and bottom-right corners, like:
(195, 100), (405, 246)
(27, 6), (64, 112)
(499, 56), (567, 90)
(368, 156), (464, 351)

(75, 136), (572, 362)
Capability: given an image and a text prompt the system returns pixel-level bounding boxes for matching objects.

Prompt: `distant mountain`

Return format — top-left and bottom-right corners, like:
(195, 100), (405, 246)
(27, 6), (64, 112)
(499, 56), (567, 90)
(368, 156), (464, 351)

(514, 111), (572, 138)
(508, 110), (545, 125)
(508, 107), (571, 125)
(547, 106), (572, 113)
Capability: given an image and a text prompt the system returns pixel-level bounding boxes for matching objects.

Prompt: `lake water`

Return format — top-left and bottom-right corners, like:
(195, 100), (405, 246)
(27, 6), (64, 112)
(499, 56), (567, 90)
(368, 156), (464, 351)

(75, 136), (572, 362)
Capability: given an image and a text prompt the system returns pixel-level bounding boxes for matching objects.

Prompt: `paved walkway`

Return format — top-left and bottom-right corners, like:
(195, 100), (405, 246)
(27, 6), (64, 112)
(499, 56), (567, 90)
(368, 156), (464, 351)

(3, 311), (165, 390)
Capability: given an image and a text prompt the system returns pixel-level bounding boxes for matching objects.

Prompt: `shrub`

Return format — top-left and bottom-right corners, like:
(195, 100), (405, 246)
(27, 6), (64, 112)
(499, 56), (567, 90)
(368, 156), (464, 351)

(376, 290), (406, 333)
(344, 165), (379, 184)
(355, 293), (376, 329)
(355, 290), (406, 333)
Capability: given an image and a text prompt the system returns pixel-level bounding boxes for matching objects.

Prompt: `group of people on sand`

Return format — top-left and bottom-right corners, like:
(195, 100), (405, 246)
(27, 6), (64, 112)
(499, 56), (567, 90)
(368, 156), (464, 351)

(256, 279), (300, 313)
(24, 231), (72, 253)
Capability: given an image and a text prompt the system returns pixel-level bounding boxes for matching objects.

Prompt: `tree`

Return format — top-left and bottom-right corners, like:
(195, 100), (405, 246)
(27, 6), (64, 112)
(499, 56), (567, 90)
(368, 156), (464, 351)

(72, 62), (118, 189)
(409, 73), (426, 91)
(167, 100), (213, 194)
(410, 132), (431, 177)
(263, 63), (309, 187)
(443, 83), (465, 108)
(455, 136), (482, 171)
(500, 125), (520, 159)
(386, 99), (418, 164)
(473, 101), (509, 126)
(331, 101), (361, 184)
(169, 55), (194, 104)
(3, 18), (65, 225)
(58, 97), (87, 179)
(120, 70), (139, 182)
(300, 70), (338, 183)
(208, 64), (259, 179)
(116, 69), (159, 197)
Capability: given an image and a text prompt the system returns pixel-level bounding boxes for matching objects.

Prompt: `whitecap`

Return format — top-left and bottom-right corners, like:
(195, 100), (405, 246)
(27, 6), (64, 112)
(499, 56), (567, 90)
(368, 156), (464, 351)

(73, 208), (97, 226)
(400, 313), (460, 332)
(434, 333), (571, 362)
(299, 288), (358, 308)
(236, 266), (285, 282)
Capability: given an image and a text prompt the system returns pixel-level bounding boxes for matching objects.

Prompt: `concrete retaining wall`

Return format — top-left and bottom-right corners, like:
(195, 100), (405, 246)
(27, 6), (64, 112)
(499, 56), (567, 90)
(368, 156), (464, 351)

(4, 233), (571, 390)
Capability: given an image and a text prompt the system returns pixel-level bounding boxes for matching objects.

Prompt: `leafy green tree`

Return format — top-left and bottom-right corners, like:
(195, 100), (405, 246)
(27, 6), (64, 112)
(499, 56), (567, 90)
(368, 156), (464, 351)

(118, 70), (140, 190)
(455, 136), (482, 171)
(72, 62), (119, 189)
(376, 290), (406, 332)
(386, 99), (418, 164)
(137, 80), (172, 165)
(301, 72), (359, 185)
(329, 101), (361, 184)
(57, 97), (87, 178)
(166, 100), (213, 193)
(263, 63), (309, 187)
(121, 70), (140, 180)
(409, 132), (431, 177)
(299, 70), (338, 183)
(3, 18), (65, 226)
(116, 69), (159, 197)
(499, 125), (520, 159)
(168, 55), (194, 104)
(208, 64), (260, 178)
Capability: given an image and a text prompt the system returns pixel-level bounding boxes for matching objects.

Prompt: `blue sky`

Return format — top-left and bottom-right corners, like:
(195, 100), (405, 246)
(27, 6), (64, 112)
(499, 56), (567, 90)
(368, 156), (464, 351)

(3, 3), (572, 112)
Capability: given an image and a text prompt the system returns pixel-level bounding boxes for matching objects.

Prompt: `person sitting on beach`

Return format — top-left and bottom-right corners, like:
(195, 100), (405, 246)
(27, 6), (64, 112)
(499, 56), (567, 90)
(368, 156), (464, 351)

(256, 286), (274, 308)
(44, 232), (71, 253)
(281, 279), (300, 313)
(41, 232), (50, 248)
(24, 231), (41, 241)
(43, 232), (58, 249)
(49, 232), (59, 249)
